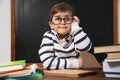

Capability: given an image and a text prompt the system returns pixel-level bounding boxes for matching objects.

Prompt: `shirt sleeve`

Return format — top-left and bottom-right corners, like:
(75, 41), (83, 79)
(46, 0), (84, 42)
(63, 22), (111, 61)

(71, 22), (92, 53)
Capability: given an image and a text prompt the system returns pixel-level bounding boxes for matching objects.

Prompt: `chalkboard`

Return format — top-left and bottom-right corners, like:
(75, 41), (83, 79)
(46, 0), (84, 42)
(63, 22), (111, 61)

(15, 0), (113, 62)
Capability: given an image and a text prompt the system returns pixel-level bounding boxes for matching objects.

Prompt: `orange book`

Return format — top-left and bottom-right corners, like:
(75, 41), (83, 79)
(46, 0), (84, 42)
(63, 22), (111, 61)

(0, 68), (30, 77)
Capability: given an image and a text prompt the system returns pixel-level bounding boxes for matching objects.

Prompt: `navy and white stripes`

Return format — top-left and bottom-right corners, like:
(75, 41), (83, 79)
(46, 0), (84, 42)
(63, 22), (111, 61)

(38, 24), (92, 69)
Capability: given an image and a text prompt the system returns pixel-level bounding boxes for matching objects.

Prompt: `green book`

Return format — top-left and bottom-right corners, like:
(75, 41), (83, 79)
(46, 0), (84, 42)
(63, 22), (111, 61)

(0, 60), (26, 72)
(0, 60), (25, 67)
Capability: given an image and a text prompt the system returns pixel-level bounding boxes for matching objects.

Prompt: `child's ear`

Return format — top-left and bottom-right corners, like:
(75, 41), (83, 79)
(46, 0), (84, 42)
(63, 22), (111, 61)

(49, 21), (54, 29)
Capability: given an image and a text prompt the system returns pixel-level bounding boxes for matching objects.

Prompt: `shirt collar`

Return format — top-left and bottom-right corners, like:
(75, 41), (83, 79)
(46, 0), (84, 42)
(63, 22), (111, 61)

(51, 30), (72, 41)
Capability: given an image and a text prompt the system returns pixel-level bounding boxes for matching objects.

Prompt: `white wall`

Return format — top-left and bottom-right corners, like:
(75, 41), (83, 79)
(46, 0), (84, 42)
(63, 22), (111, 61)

(0, 0), (119, 62)
(0, 0), (11, 62)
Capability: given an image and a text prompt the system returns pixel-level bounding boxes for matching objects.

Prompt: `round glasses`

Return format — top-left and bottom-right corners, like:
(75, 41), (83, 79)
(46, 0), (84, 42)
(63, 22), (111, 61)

(51, 16), (73, 25)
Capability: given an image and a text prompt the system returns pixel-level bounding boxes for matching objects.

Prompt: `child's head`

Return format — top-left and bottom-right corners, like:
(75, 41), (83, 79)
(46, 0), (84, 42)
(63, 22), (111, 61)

(49, 2), (75, 39)
(50, 2), (75, 20)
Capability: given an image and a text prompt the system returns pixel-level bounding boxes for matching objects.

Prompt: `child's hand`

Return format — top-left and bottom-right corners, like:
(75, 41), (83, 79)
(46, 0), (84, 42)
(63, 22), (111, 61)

(77, 58), (83, 68)
(73, 16), (80, 23)
(71, 16), (80, 34)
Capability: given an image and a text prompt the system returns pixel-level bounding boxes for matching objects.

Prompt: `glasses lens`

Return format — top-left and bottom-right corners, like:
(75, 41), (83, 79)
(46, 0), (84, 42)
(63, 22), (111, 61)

(64, 17), (73, 24)
(52, 17), (61, 25)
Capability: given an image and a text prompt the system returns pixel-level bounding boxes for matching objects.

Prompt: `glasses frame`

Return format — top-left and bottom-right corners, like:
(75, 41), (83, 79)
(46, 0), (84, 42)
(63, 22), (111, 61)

(51, 16), (74, 25)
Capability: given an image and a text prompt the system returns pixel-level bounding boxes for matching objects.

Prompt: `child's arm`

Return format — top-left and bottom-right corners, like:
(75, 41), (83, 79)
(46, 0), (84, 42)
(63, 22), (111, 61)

(39, 32), (81, 69)
(71, 16), (92, 52)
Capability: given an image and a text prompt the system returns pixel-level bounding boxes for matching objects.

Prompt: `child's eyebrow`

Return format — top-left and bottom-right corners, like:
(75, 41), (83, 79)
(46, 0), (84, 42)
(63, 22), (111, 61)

(53, 15), (73, 18)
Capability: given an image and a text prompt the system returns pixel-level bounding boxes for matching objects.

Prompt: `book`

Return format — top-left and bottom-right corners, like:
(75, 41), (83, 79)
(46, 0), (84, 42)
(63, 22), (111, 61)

(0, 60), (25, 72)
(44, 69), (97, 77)
(0, 64), (37, 78)
(80, 53), (101, 68)
(103, 59), (120, 73)
(0, 68), (30, 77)
(94, 45), (120, 53)
(107, 52), (120, 59)
(104, 72), (120, 78)
(103, 59), (120, 78)
(104, 58), (120, 62)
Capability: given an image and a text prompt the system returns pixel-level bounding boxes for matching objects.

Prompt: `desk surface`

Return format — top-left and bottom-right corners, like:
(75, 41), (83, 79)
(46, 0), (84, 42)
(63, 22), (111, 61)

(27, 63), (120, 80)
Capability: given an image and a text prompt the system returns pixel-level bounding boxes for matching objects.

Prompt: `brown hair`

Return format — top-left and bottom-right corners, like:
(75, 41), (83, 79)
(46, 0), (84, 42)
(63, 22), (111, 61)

(50, 2), (75, 20)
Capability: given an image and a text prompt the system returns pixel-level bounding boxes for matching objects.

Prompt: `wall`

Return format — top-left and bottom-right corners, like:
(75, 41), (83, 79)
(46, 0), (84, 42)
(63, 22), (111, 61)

(0, 0), (11, 62)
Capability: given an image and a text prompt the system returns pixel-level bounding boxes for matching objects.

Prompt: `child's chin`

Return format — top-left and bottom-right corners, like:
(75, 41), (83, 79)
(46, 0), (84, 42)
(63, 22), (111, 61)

(60, 32), (69, 36)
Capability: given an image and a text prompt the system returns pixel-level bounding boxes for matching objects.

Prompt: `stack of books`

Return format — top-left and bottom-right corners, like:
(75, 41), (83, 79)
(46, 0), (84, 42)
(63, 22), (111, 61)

(0, 60), (43, 79)
(94, 44), (120, 78)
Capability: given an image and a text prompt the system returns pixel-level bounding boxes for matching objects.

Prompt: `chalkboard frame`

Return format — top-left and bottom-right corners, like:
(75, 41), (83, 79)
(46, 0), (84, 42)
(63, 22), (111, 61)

(11, 0), (118, 61)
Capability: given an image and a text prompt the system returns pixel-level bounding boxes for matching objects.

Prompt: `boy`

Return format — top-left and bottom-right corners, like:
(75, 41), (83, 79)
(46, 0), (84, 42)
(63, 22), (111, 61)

(38, 2), (92, 69)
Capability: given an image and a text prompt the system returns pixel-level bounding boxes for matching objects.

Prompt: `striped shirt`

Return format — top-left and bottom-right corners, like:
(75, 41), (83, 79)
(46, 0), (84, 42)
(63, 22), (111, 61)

(38, 22), (92, 69)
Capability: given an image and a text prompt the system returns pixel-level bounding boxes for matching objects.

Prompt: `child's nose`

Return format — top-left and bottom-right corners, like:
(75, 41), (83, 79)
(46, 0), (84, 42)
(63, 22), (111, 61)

(60, 19), (66, 25)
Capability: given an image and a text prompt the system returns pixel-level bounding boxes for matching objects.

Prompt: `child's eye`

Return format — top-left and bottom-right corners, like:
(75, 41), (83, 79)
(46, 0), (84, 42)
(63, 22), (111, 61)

(64, 17), (71, 21)
(55, 17), (61, 21)
(64, 17), (73, 22)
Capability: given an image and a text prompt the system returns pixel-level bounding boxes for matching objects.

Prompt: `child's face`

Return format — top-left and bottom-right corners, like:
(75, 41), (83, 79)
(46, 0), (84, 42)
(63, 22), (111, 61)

(49, 11), (73, 39)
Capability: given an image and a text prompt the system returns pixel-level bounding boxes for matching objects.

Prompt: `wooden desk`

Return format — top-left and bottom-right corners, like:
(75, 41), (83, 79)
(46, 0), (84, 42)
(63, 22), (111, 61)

(27, 63), (120, 80)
